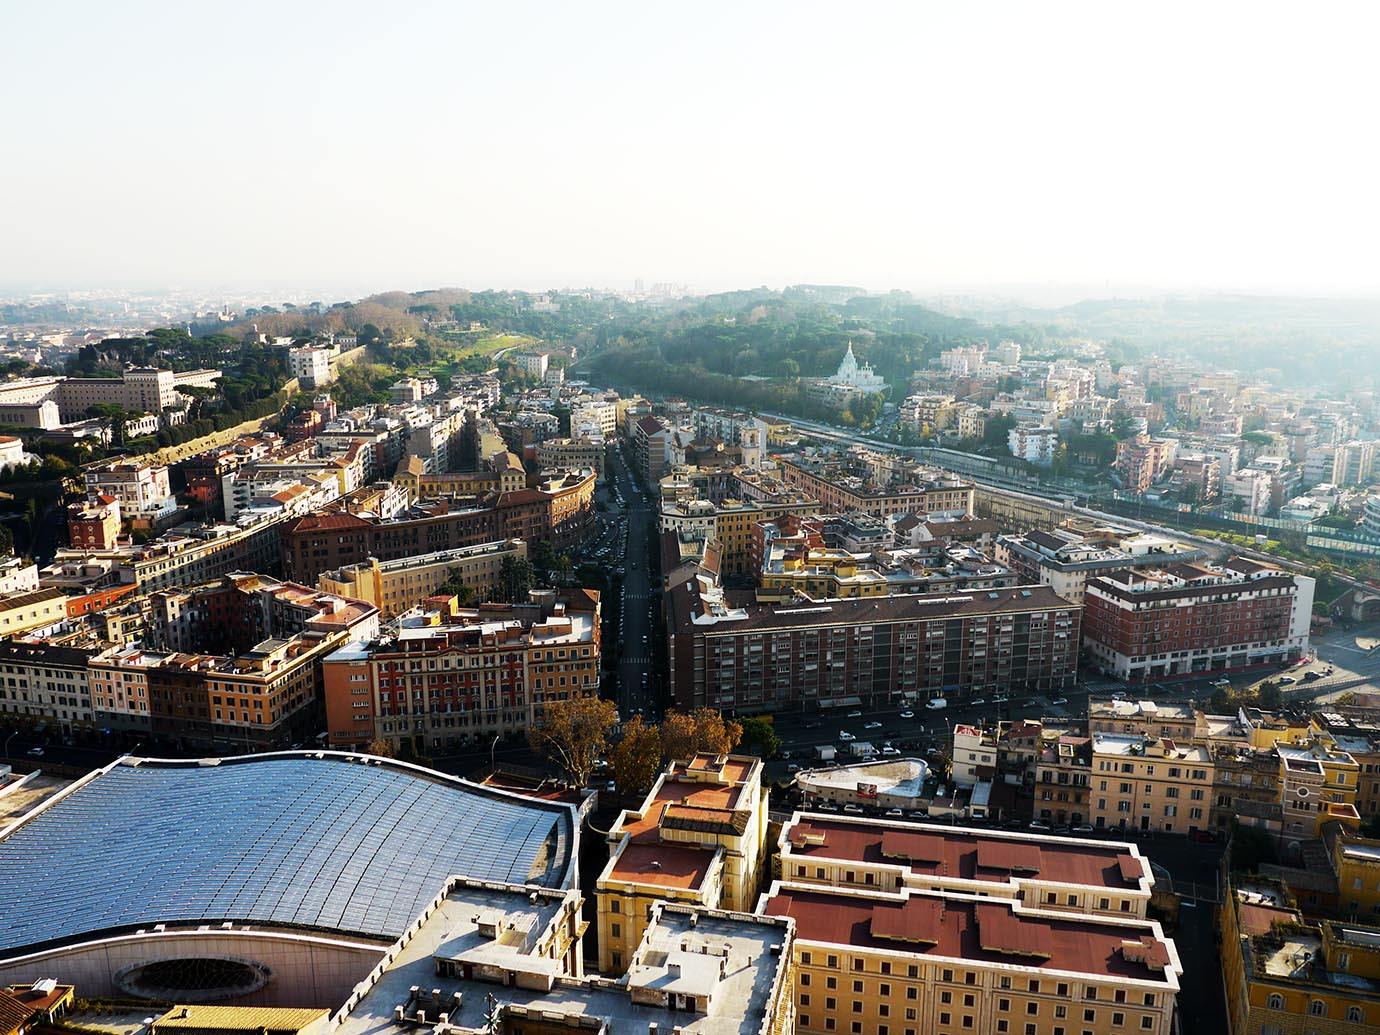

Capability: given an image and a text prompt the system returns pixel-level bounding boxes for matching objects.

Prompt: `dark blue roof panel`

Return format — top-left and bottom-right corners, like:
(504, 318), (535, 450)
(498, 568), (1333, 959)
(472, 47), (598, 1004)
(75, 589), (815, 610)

(0, 754), (576, 955)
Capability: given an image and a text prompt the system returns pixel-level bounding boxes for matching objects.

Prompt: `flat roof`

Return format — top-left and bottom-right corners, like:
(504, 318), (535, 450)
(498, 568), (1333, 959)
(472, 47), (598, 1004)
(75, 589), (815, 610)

(765, 886), (1177, 983)
(618, 778), (747, 842)
(783, 816), (1150, 892)
(605, 841), (717, 891)
(152, 1006), (328, 1033)
(335, 889), (789, 1035)
(0, 753), (577, 957)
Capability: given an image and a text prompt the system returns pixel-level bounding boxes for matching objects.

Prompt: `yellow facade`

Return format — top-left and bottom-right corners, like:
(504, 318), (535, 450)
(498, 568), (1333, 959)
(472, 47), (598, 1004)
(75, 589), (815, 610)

(595, 754), (768, 975)
(1090, 734), (1214, 834)
(1335, 832), (1380, 923)
(1221, 880), (1380, 1035)
(759, 548), (889, 600)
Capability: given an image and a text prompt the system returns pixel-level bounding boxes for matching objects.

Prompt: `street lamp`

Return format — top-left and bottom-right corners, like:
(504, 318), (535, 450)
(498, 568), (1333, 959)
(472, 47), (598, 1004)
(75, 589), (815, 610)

(490, 732), (500, 775)
(3, 730), (16, 760)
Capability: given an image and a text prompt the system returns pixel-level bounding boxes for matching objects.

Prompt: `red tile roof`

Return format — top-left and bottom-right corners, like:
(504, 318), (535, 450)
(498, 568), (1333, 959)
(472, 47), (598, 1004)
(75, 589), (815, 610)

(787, 816), (1148, 891)
(764, 888), (1172, 980)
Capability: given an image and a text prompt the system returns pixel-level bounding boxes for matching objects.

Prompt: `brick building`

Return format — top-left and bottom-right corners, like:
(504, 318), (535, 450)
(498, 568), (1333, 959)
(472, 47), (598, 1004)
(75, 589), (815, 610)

(667, 574), (1079, 713)
(320, 589), (601, 755)
(1082, 558), (1314, 681)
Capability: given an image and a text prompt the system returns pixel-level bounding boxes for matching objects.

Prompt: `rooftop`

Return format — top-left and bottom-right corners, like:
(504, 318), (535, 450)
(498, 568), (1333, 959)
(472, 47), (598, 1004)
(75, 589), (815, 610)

(335, 889), (789, 1035)
(0, 753), (577, 957)
(782, 815), (1151, 893)
(764, 885), (1178, 983)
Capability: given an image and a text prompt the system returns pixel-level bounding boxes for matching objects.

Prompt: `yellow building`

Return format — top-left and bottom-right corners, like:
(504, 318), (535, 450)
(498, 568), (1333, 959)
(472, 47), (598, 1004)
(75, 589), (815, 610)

(0, 589), (67, 637)
(1090, 733), (1214, 835)
(758, 546), (889, 601)
(763, 875), (1182, 1035)
(394, 450), (527, 499)
(316, 539), (526, 617)
(765, 419), (796, 446)
(1221, 878), (1380, 1034)
(596, 753), (769, 974)
(149, 1006), (329, 1035)
(1278, 740), (1360, 840)
(1333, 829), (1380, 923)
(712, 498), (820, 577)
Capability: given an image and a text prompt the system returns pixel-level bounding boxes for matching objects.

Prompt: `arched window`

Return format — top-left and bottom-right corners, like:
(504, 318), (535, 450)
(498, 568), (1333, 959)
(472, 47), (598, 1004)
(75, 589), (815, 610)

(1346, 1006), (1364, 1023)
(1310, 1000), (1327, 1017)
(1266, 994), (1283, 1010)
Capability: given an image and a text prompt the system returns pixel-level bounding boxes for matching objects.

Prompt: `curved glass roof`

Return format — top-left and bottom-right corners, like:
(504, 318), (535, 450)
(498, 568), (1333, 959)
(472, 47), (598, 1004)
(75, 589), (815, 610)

(0, 754), (576, 956)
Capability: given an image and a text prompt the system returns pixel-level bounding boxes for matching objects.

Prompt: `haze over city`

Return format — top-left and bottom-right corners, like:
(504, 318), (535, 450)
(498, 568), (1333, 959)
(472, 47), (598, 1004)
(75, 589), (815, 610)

(4, 1), (1379, 298)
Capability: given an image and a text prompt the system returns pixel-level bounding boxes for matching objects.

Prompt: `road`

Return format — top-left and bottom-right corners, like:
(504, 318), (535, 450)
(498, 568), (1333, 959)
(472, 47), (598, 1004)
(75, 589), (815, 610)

(595, 444), (663, 722)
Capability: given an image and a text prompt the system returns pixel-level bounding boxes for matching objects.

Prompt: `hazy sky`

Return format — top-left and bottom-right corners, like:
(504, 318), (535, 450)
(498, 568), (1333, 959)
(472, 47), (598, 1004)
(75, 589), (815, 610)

(4, 2), (1378, 299)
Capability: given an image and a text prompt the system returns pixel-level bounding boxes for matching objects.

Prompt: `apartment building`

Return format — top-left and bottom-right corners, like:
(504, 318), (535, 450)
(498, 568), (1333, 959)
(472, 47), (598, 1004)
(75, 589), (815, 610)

(1089, 733), (1213, 834)
(1008, 424), (1059, 466)
(1277, 740), (1360, 841)
(762, 876), (1181, 1035)
(952, 724), (998, 788)
(667, 574), (1080, 713)
(995, 522), (1200, 607)
(316, 539), (525, 617)
(0, 589), (68, 638)
(1173, 452), (1221, 503)
(89, 627), (353, 749)
(535, 436), (605, 476)
(66, 495), (121, 550)
(775, 455), (975, 519)
(630, 414), (674, 485)
(1089, 700), (1198, 741)
(1221, 879), (1379, 1035)
(84, 460), (176, 527)
(1034, 735), (1093, 826)
(320, 589), (601, 754)
(1114, 436), (1176, 495)
(1082, 559), (1313, 681)
(0, 641), (96, 735)
(393, 449), (528, 499)
(778, 814), (1156, 918)
(596, 753), (768, 974)
(280, 469), (595, 584)
(51, 515), (286, 594)
(900, 393), (957, 436)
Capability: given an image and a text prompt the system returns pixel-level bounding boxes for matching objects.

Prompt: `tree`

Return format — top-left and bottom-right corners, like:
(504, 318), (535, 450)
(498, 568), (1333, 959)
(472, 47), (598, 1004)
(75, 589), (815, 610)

(610, 715), (662, 795)
(366, 738), (395, 758)
(435, 567), (477, 605)
(660, 707), (743, 761)
(738, 716), (782, 758)
(528, 695), (618, 787)
(499, 555), (534, 602)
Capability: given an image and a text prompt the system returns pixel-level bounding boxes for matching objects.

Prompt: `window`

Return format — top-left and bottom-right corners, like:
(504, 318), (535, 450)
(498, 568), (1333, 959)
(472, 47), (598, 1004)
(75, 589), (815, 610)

(1310, 1000), (1326, 1017)
(1346, 1007), (1364, 1023)
(1084, 1010), (1096, 1023)
(1266, 994), (1283, 1010)
(1140, 1019), (1153, 1030)
(800, 994), (811, 1007)
(1112, 1012), (1124, 1026)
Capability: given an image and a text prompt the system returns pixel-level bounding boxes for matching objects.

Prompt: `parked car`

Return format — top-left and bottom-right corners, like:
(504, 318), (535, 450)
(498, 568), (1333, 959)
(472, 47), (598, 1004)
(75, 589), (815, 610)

(899, 709), (915, 719)
(925, 698), (948, 711)
(839, 731), (856, 742)
(880, 746), (901, 757)
(1028, 820), (1052, 832)
(864, 721), (883, 730)
(26, 746), (44, 758)
(1071, 824), (1095, 835)
(846, 709), (863, 718)
(885, 808), (904, 818)
(816, 801), (839, 812)
(969, 697), (987, 706)
(1302, 671), (1323, 682)
(843, 804), (865, 814)
(787, 763), (802, 774)
(1278, 676), (1297, 685)
(1051, 697), (1069, 706)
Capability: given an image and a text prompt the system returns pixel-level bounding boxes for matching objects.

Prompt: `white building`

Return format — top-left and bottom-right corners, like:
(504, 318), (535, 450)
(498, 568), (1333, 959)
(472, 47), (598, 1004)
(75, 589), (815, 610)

(288, 346), (334, 388)
(829, 342), (886, 394)
(951, 723), (998, 788)
(0, 435), (27, 471)
(84, 461), (177, 526)
(513, 352), (550, 379)
(1007, 423), (1058, 466)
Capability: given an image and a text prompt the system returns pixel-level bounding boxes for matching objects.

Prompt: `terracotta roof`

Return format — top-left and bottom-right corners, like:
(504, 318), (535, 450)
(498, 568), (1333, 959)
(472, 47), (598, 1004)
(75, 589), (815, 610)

(606, 841), (716, 891)
(764, 888), (1174, 980)
(787, 816), (1148, 891)
(0, 991), (31, 1035)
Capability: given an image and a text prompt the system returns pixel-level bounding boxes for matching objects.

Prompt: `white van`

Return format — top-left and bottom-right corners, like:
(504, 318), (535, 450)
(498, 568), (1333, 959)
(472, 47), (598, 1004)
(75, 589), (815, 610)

(925, 698), (948, 710)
